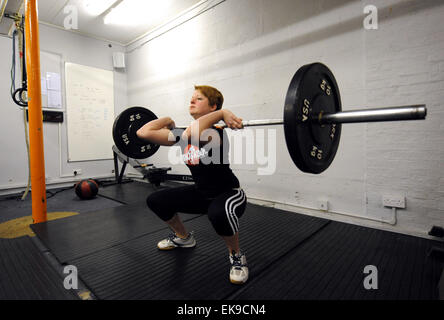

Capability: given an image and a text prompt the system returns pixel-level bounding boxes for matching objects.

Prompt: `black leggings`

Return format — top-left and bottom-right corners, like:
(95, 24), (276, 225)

(146, 185), (247, 236)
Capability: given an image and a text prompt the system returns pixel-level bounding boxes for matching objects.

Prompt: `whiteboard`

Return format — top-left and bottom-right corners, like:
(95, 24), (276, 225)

(65, 63), (115, 161)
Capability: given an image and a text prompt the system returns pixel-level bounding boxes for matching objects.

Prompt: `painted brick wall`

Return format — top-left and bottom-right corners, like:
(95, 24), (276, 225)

(364, 0), (444, 235)
(126, 0), (443, 238)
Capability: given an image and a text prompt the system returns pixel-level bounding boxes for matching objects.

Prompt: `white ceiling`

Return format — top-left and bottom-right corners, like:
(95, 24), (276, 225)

(0, 0), (24, 35)
(1, 0), (202, 45)
(39, 0), (201, 45)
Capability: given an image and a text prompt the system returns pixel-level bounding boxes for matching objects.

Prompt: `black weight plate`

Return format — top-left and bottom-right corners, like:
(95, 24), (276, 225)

(284, 63), (342, 174)
(112, 106), (160, 159)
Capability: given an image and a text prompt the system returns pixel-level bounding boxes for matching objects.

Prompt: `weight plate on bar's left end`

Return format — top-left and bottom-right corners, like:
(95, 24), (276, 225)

(284, 63), (342, 174)
(112, 106), (160, 159)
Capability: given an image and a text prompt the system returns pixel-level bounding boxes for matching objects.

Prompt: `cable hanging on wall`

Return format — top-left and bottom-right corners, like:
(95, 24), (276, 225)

(10, 16), (28, 108)
(9, 15), (31, 201)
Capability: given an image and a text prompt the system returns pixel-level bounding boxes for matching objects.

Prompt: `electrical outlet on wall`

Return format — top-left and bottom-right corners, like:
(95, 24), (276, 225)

(73, 169), (82, 176)
(317, 200), (329, 211)
(382, 195), (406, 208)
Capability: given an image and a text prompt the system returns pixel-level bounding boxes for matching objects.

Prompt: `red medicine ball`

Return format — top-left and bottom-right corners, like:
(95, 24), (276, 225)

(75, 179), (99, 200)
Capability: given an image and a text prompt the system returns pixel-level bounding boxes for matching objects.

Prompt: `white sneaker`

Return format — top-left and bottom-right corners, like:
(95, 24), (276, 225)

(157, 232), (196, 250)
(229, 251), (249, 284)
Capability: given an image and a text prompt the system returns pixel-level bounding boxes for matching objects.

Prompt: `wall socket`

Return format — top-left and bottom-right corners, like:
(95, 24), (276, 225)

(382, 195), (406, 208)
(73, 169), (82, 176)
(317, 200), (329, 211)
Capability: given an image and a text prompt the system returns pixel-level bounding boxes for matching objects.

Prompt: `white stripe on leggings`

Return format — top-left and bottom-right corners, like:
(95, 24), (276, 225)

(226, 189), (246, 234)
(225, 189), (243, 235)
(230, 190), (246, 232)
(229, 191), (244, 232)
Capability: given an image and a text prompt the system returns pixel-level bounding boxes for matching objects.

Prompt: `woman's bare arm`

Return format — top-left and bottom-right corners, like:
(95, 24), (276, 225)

(136, 117), (177, 146)
(182, 110), (243, 141)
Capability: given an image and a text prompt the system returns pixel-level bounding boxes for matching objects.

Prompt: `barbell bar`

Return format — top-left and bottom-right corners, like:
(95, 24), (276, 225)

(210, 105), (427, 129)
(112, 62), (427, 174)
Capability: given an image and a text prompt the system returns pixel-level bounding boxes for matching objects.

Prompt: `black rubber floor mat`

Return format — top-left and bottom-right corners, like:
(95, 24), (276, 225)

(0, 236), (79, 300)
(0, 187), (123, 224)
(30, 204), (199, 264)
(70, 204), (329, 300)
(98, 181), (163, 205)
(232, 221), (443, 300)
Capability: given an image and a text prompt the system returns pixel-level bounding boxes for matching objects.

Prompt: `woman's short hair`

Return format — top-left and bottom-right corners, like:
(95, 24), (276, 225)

(194, 85), (224, 110)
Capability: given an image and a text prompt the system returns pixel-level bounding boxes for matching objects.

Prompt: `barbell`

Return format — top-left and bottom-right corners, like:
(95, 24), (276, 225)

(112, 62), (427, 174)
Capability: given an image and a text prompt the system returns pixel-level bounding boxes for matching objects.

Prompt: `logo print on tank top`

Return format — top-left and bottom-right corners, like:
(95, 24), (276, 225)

(182, 144), (208, 166)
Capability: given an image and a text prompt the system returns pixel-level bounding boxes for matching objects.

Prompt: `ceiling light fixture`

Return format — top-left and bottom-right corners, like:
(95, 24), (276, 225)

(104, 0), (171, 26)
(83, 0), (119, 16)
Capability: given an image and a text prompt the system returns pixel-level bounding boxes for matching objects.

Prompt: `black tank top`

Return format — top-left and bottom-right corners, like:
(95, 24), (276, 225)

(175, 126), (240, 197)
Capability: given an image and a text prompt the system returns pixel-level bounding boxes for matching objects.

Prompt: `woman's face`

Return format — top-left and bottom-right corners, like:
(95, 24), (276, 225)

(189, 90), (217, 119)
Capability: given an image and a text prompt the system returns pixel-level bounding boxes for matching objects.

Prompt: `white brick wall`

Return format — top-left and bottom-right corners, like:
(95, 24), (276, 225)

(126, 0), (444, 238)
(364, 0), (444, 236)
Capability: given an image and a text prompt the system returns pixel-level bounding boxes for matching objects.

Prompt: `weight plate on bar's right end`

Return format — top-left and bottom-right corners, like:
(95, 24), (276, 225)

(112, 106), (160, 159)
(284, 63), (342, 174)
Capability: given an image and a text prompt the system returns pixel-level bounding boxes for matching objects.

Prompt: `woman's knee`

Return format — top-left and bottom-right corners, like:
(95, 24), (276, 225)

(208, 189), (246, 236)
(146, 192), (159, 210)
(146, 192), (174, 221)
(207, 207), (240, 236)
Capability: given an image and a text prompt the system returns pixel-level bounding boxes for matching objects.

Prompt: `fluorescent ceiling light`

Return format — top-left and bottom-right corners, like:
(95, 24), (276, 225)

(104, 0), (171, 26)
(83, 0), (119, 16)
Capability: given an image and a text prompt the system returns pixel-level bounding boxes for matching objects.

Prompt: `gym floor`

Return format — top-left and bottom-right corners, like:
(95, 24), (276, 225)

(0, 180), (442, 300)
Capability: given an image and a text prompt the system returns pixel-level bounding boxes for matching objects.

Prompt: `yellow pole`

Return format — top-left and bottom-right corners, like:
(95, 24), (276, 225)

(25, 0), (47, 223)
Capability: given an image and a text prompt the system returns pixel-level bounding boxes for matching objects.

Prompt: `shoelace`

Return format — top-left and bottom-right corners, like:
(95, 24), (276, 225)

(167, 232), (192, 244)
(167, 232), (178, 241)
(231, 251), (246, 269)
(167, 233), (182, 245)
